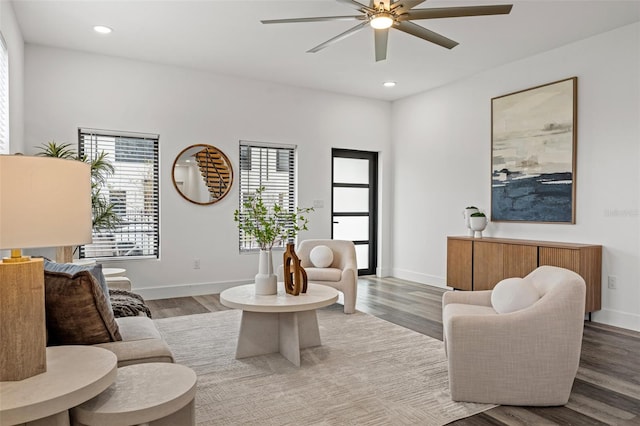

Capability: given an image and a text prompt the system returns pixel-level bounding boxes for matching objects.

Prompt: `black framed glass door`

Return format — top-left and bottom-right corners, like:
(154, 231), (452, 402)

(331, 149), (378, 275)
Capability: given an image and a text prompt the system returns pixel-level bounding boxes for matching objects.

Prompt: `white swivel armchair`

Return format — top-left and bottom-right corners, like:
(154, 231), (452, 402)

(442, 265), (586, 406)
(278, 239), (358, 314)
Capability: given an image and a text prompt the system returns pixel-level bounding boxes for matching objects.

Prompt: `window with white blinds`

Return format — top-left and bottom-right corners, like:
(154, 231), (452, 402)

(0, 34), (9, 155)
(238, 141), (296, 251)
(79, 128), (160, 259)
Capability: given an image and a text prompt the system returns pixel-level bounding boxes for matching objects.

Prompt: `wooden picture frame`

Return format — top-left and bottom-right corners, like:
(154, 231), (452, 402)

(491, 77), (577, 223)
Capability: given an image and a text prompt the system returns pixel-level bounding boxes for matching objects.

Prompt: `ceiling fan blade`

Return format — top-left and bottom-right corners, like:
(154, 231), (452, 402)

(336, 0), (375, 13)
(307, 21), (370, 53)
(395, 21), (459, 49)
(374, 28), (389, 61)
(400, 5), (513, 21)
(391, 0), (427, 15)
(261, 15), (365, 24)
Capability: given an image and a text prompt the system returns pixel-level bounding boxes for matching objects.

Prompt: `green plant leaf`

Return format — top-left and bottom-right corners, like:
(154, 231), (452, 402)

(37, 141), (121, 232)
(234, 186), (313, 250)
(36, 141), (77, 159)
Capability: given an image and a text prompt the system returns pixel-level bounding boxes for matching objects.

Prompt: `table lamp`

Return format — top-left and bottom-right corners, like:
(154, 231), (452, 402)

(0, 155), (92, 381)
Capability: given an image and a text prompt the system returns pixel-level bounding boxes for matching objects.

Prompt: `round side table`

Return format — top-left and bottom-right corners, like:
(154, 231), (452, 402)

(102, 268), (126, 278)
(71, 363), (197, 426)
(0, 346), (117, 425)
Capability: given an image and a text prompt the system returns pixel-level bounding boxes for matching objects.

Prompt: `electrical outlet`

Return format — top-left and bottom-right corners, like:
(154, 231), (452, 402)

(607, 275), (617, 289)
(194, 258), (200, 269)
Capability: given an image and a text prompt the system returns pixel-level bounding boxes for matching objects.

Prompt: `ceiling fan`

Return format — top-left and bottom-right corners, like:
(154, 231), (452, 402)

(261, 0), (513, 61)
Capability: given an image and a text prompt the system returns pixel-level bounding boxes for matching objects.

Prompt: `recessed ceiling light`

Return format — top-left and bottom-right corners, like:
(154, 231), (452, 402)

(93, 25), (113, 34)
(383, 81), (396, 88)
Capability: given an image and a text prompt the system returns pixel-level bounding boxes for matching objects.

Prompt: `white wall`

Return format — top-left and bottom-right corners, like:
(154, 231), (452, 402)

(0, 0), (24, 154)
(391, 22), (640, 331)
(23, 45), (392, 298)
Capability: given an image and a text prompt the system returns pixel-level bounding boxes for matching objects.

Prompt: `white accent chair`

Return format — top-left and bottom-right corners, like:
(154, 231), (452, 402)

(277, 239), (358, 314)
(442, 266), (586, 406)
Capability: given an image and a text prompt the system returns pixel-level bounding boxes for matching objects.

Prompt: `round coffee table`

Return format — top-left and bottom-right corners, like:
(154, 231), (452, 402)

(220, 283), (338, 366)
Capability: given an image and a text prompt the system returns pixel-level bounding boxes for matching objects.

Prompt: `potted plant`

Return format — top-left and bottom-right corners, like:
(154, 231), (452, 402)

(234, 187), (313, 295)
(37, 142), (121, 261)
(469, 212), (488, 238)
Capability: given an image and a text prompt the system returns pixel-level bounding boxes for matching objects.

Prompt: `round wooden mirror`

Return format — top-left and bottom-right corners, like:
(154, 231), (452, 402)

(172, 144), (233, 205)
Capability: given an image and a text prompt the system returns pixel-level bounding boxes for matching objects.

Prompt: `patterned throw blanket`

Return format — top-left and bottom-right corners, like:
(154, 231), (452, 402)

(109, 289), (152, 318)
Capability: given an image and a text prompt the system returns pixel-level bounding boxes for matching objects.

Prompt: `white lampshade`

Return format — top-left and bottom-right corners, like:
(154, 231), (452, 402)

(0, 155), (93, 250)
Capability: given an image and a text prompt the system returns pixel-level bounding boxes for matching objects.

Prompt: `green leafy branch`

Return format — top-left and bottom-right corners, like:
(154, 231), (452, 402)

(234, 187), (313, 250)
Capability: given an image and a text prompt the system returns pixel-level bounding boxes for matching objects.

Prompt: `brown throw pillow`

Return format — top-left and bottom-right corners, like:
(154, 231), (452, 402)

(45, 270), (122, 345)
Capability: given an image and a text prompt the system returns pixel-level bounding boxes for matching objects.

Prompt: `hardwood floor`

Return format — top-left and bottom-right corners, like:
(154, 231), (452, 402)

(146, 276), (640, 426)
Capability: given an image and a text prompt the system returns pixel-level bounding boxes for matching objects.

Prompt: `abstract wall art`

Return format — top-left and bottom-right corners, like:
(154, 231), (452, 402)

(491, 77), (577, 223)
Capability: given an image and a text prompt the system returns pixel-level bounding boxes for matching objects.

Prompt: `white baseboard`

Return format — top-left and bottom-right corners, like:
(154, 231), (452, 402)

(376, 266), (394, 277)
(390, 268), (447, 288)
(134, 279), (253, 300)
(591, 308), (640, 332)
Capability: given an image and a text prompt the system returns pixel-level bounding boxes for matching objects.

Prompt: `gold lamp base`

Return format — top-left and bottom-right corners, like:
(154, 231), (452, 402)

(2, 248), (32, 263)
(0, 258), (47, 381)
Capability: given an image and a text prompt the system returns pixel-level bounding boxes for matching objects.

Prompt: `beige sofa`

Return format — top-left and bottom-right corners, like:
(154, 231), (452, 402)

(44, 265), (174, 367)
(442, 265), (586, 406)
(99, 275), (174, 366)
(94, 316), (174, 367)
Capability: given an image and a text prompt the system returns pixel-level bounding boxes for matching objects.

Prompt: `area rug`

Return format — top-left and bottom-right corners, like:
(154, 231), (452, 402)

(155, 306), (494, 425)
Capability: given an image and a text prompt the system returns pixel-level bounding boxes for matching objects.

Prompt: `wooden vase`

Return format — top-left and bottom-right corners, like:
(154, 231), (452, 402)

(283, 243), (307, 296)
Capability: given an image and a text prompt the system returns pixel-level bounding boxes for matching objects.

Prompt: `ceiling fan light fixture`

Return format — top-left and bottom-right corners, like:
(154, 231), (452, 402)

(263, 2), (513, 61)
(370, 13), (393, 30)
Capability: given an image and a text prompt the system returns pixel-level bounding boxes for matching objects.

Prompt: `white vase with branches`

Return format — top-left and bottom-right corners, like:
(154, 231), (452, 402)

(234, 187), (313, 295)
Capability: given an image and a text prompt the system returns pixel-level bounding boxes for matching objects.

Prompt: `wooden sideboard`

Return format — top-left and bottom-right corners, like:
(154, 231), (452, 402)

(446, 236), (602, 313)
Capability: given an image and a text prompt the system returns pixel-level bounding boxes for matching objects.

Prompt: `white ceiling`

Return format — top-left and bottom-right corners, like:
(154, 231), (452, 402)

(10, 0), (640, 101)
